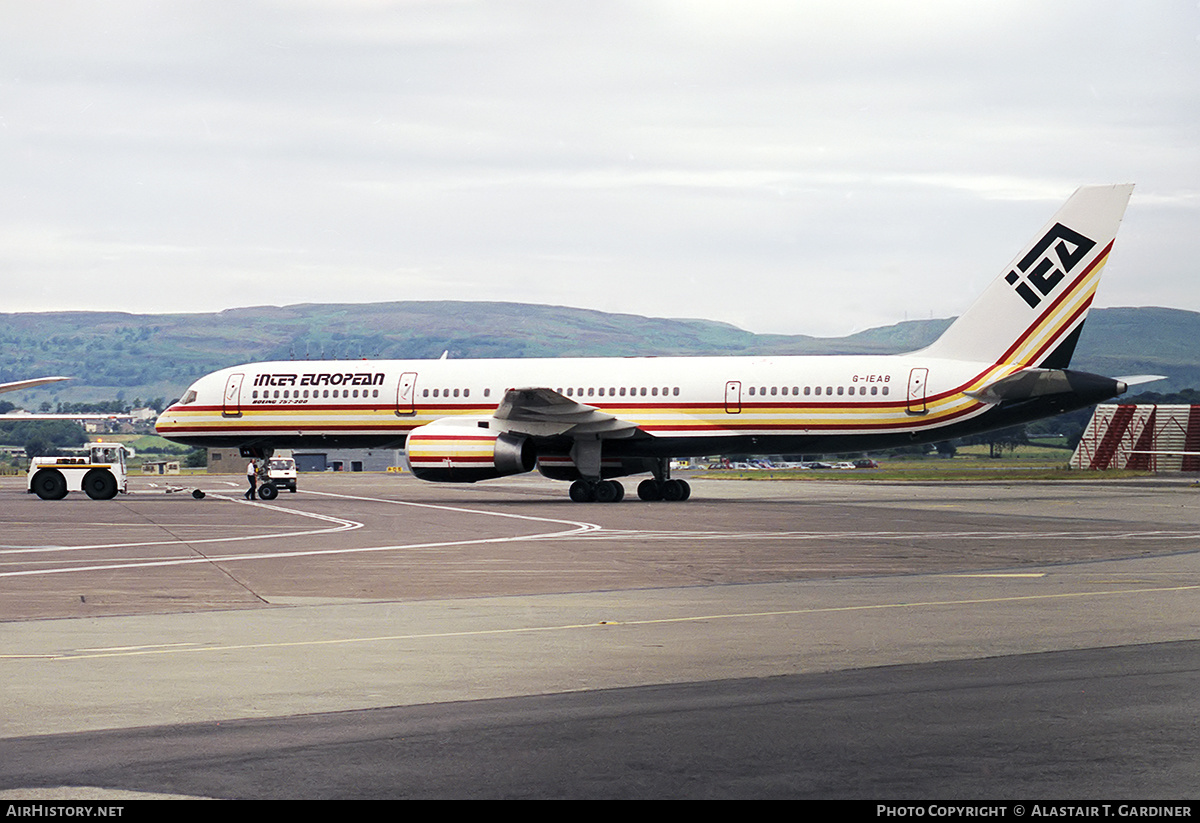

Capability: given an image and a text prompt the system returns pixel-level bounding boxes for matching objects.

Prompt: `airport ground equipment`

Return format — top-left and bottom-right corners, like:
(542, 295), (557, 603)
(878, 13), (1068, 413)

(27, 442), (130, 500)
(265, 455), (297, 495)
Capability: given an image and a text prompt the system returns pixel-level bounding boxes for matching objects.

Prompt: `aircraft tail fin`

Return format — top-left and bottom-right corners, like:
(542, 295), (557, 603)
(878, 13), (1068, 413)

(921, 184), (1134, 368)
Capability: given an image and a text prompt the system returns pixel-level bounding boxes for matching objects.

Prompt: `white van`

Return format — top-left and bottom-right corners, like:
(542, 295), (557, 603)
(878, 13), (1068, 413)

(265, 456), (297, 494)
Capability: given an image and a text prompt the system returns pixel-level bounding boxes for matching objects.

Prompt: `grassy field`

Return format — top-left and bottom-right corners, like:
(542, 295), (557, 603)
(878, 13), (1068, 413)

(695, 465), (1155, 482)
(952, 444), (1074, 460)
(694, 446), (1155, 482)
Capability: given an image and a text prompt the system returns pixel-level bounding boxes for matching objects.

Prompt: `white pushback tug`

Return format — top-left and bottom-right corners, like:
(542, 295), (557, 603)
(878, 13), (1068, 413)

(27, 442), (130, 500)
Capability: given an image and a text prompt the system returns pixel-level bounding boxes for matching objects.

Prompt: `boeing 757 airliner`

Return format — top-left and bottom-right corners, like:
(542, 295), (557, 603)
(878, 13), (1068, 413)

(157, 184), (1135, 502)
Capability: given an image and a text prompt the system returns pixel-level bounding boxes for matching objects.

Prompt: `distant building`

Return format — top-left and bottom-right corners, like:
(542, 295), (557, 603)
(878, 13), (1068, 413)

(208, 447), (403, 473)
(1071, 405), (1200, 471)
(142, 460), (181, 475)
(293, 449), (404, 473)
(207, 448), (244, 473)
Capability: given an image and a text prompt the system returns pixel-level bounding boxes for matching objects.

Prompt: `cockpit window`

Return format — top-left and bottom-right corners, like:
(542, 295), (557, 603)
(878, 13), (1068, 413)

(179, 389), (198, 405)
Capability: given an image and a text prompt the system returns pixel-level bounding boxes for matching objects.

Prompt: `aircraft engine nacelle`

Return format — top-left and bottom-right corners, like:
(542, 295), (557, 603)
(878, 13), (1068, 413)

(405, 419), (536, 483)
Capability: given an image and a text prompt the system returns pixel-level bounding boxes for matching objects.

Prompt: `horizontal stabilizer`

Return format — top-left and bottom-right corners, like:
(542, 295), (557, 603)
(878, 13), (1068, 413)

(966, 368), (1127, 405)
(1115, 374), (1166, 387)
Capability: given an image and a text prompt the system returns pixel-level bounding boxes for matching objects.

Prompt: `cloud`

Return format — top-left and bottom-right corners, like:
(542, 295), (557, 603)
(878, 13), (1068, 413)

(0, 0), (1196, 336)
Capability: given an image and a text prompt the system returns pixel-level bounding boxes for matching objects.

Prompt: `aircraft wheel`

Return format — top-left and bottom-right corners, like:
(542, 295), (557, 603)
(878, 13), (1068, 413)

(82, 468), (118, 500)
(637, 478), (662, 501)
(257, 483), (279, 501)
(192, 489), (206, 499)
(676, 479), (691, 501)
(661, 479), (688, 502)
(32, 469), (69, 501)
(594, 480), (624, 503)
(568, 480), (595, 503)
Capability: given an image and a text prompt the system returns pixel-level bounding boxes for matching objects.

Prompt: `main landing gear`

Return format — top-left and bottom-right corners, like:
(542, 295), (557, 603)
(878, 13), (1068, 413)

(569, 479), (625, 503)
(565, 477), (691, 503)
(566, 458), (691, 503)
(636, 477), (691, 502)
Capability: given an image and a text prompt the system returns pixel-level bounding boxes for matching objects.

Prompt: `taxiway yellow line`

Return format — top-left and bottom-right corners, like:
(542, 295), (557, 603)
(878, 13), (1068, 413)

(17, 581), (1197, 662)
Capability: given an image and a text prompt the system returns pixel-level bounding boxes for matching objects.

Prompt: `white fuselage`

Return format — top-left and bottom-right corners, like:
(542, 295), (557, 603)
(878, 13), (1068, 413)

(156, 352), (1012, 455)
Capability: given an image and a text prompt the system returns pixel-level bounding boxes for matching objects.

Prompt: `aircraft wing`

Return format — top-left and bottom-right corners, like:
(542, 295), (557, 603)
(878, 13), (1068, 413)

(1, 413), (120, 421)
(492, 387), (640, 439)
(0, 376), (71, 395)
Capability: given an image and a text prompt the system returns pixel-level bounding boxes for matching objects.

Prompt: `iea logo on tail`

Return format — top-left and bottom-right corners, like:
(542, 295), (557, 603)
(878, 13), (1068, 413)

(1004, 222), (1096, 308)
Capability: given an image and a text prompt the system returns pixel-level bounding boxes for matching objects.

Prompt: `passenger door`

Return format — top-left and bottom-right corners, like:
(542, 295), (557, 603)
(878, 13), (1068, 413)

(222, 373), (244, 418)
(725, 380), (742, 414)
(906, 368), (929, 415)
(396, 372), (418, 416)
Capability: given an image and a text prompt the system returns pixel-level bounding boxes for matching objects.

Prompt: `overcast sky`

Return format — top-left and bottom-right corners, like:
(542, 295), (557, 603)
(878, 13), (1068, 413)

(2, 0), (1197, 337)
